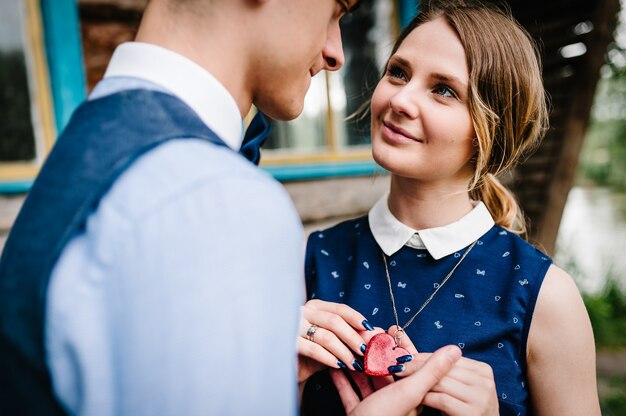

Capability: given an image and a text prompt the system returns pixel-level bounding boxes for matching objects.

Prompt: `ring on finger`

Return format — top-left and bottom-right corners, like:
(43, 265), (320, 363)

(306, 324), (320, 342)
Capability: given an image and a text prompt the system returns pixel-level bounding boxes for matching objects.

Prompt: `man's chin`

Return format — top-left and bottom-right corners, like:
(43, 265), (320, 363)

(260, 101), (305, 122)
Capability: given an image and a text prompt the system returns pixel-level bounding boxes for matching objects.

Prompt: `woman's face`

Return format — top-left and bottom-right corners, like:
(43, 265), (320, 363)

(371, 17), (476, 187)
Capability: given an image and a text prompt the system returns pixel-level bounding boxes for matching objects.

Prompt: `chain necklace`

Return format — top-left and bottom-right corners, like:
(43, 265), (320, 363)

(381, 240), (478, 346)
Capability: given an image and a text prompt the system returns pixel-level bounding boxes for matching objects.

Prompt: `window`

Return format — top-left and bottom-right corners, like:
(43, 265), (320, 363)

(0, 0), (85, 193)
(261, 0), (399, 180)
(0, 0), (56, 191)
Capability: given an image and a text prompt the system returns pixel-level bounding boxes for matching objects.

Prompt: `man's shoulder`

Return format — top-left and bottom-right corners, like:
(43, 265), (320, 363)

(59, 137), (300, 273)
(103, 139), (282, 219)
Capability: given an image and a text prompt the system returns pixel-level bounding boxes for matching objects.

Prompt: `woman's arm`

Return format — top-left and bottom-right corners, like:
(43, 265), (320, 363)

(527, 264), (600, 415)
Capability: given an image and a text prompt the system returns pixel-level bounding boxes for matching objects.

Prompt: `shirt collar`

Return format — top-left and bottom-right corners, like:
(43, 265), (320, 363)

(103, 42), (243, 150)
(368, 193), (495, 260)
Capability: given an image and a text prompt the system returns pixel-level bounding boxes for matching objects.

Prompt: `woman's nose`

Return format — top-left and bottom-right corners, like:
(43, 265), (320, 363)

(389, 87), (419, 119)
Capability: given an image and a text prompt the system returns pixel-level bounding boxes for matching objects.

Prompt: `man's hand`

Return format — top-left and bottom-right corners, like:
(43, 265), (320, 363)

(330, 345), (462, 416)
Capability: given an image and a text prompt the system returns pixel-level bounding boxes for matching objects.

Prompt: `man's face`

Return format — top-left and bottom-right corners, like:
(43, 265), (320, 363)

(251, 0), (359, 121)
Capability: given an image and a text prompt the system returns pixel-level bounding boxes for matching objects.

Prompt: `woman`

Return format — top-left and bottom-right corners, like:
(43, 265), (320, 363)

(297, 1), (600, 415)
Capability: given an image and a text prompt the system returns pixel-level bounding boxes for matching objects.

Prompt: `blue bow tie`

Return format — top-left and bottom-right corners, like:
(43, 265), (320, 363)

(240, 112), (272, 165)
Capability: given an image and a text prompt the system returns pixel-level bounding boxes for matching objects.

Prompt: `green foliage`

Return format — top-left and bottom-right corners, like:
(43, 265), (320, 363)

(584, 276), (626, 413)
(600, 375), (626, 416)
(579, 119), (626, 191)
(583, 276), (626, 348)
(581, 55), (626, 191)
(602, 393), (626, 415)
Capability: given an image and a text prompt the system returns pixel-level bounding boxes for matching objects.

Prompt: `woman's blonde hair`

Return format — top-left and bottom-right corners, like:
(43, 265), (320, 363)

(389, 1), (549, 237)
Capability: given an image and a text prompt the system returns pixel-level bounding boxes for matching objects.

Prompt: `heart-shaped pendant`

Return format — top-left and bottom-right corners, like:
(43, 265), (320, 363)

(364, 333), (411, 376)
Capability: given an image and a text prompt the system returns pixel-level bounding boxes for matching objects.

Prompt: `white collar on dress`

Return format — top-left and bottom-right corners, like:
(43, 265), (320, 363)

(368, 193), (495, 260)
(103, 42), (243, 150)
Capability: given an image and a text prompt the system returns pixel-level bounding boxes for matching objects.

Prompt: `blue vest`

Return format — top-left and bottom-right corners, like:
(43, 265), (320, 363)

(0, 90), (229, 415)
(302, 217), (551, 416)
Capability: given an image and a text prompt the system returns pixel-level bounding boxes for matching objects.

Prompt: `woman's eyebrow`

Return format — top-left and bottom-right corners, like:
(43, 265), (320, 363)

(432, 73), (468, 90)
(388, 55), (411, 68)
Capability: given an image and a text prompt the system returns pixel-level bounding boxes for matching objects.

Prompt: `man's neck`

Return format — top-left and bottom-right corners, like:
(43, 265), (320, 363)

(135, 1), (253, 118)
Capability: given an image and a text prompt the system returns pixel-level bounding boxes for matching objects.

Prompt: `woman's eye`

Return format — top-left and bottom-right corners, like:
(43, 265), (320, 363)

(434, 85), (456, 98)
(386, 65), (407, 81)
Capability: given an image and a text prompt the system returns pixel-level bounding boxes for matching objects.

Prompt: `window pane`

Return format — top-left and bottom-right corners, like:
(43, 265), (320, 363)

(0, 0), (37, 162)
(338, 0), (395, 148)
(264, 73), (329, 153)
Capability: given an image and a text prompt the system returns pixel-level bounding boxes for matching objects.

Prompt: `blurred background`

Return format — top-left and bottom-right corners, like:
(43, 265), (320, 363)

(0, 0), (624, 412)
(554, 3), (626, 412)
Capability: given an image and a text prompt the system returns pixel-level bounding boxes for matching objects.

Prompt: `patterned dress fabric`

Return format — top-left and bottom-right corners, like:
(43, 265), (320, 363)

(302, 216), (552, 416)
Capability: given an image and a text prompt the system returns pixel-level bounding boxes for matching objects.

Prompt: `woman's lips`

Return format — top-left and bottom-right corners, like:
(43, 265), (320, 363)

(382, 121), (421, 144)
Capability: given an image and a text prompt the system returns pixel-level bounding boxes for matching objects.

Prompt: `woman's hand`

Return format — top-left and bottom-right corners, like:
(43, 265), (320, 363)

(390, 328), (498, 416)
(329, 325), (421, 414)
(297, 299), (378, 384)
(330, 344), (462, 416)
(417, 355), (498, 415)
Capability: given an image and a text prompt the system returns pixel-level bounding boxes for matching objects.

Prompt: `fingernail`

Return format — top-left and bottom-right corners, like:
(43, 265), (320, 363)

(388, 364), (405, 373)
(396, 354), (413, 363)
(353, 359), (364, 373)
(337, 360), (347, 369)
(360, 343), (367, 354)
(362, 320), (374, 331)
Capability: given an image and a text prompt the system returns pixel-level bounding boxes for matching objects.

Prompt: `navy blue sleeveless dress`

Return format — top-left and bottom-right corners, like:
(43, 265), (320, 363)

(302, 216), (552, 416)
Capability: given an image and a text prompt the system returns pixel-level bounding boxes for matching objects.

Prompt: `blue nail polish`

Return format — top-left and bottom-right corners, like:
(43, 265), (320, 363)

(360, 343), (367, 354)
(337, 360), (347, 369)
(353, 359), (364, 373)
(362, 320), (375, 331)
(388, 364), (405, 374)
(396, 354), (413, 363)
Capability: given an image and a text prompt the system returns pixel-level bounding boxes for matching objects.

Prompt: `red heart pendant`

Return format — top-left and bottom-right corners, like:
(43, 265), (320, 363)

(364, 333), (411, 376)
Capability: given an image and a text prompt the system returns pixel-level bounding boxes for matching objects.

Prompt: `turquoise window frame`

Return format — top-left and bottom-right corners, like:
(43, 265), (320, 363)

(262, 0), (420, 182)
(264, 161), (382, 182)
(40, 0), (87, 131)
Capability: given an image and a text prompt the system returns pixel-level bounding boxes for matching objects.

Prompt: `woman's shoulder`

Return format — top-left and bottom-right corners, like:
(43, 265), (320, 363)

(473, 226), (553, 290)
(483, 225), (552, 262)
(305, 215), (374, 271)
(306, 215), (370, 246)
(530, 264), (591, 346)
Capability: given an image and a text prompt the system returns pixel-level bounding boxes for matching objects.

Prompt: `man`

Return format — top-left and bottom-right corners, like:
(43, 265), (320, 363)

(0, 0), (459, 414)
